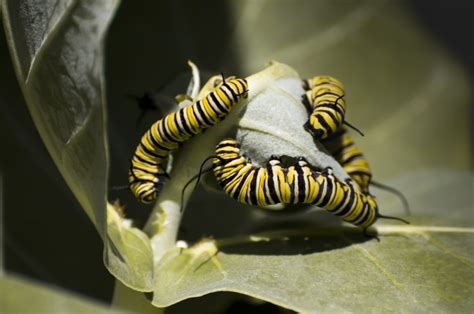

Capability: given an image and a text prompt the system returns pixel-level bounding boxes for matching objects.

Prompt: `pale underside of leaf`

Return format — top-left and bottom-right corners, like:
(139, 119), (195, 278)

(235, 77), (349, 181)
(2, 0), (75, 82)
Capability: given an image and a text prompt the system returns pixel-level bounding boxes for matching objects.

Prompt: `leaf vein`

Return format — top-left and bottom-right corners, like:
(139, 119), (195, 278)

(353, 243), (418, 303)
(25, 0), (78, 84)
(421, 232), (474, 269)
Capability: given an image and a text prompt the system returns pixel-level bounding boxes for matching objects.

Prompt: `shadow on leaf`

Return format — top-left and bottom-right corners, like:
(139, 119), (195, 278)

(217, 226), (370, 256)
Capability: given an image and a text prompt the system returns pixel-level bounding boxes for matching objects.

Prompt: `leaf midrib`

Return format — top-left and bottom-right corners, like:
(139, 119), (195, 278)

(24, 0), (78, 84)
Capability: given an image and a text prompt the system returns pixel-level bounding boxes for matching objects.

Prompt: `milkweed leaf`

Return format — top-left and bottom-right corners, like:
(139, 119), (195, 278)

(2, 0), (118, 234)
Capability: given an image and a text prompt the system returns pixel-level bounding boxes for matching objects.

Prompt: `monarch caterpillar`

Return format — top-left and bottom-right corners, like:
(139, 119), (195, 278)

(208, 138), (407, 229)
(129, 76), (248, 203)
(320, 126), (410, 213)
(302, 76), (364, 139)
(320, 126), (372, 194)
(302, 76), (347, 140)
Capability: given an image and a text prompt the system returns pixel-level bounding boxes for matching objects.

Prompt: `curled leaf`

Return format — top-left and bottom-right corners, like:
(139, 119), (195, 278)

(2, 0), (119, 233)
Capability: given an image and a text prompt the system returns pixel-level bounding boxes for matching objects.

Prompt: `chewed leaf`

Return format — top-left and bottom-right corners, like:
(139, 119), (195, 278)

(236, 68), (349, 181)
(105, 203), (154, 291)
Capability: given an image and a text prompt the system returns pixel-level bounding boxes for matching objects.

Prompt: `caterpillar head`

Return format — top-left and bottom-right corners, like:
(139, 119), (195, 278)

(296, 156), (309, 167)
(303, 121), (326, 140)
(129, 181), (157, 204)
(268, 155), (282, 166)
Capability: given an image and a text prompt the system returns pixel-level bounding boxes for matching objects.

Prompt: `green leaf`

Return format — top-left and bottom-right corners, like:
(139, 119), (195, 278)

(112, 280), (164, 313)
(105, 203), (154, 291)
(237, 64), (350, 181)
(2, 0), (156, 291)
(2, 0), (118, 234)
(1, 274), (114, 313)
(152, 171), (474, 312)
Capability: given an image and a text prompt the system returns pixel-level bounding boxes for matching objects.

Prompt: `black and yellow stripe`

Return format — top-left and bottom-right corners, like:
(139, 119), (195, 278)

(303, 76), (346, 140)
(320, 127), (411, 217)
(129, 77), (248, 204)
(320, 126), (372, 194)
(212, 138), (379, 228)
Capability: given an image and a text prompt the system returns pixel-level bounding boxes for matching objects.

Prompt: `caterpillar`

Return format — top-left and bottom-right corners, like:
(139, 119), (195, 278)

(302, 76), (365, 138)
(320, 126), (372, 194)
(129, 76), (248, 204)
(210, 138), (399, 229)
(302, 76), (347, 140)
(320, 126), (410, 214)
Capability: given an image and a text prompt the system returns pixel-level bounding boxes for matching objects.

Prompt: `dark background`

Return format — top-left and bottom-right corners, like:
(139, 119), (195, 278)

(1, 1), (472, 312)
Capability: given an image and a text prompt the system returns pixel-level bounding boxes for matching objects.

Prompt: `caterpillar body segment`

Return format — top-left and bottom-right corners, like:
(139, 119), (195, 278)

(129, 77), (248, 203)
